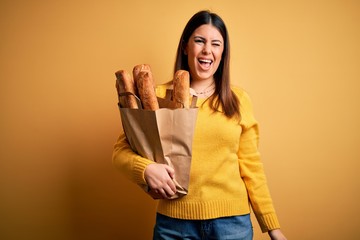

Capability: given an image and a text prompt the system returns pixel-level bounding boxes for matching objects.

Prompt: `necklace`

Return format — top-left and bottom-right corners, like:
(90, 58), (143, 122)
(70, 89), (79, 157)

(192, 81), (215, 97)
(196, 86), (215, 95)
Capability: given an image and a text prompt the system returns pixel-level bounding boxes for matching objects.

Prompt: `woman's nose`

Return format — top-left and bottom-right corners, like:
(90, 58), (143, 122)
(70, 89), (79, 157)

(202, 44), (211, 54)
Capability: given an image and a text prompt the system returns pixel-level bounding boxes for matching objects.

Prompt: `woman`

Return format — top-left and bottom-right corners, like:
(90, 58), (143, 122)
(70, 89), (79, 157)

(113, 10), (287, 240)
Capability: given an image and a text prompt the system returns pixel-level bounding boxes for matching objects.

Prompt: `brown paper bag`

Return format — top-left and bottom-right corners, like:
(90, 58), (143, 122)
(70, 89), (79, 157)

(118, 90), (198, 199)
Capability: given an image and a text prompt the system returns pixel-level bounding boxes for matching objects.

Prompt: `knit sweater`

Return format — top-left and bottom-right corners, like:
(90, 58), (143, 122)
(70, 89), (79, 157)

(112, 85), (280, 232)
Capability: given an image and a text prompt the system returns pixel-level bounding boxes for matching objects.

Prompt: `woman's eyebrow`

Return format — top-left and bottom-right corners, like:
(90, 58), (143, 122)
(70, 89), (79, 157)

(194, 36), (205, 40)
(194, 36), (223, 44)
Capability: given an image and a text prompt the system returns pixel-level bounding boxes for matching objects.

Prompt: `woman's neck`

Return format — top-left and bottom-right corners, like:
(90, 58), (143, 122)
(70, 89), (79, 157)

(190, 78), (215, 97)
(190, 78), (214, 92)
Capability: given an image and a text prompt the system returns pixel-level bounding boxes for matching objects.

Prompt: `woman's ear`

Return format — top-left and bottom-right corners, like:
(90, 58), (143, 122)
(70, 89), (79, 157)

(184, 47), (188, 55)
(182, 40), (188, 55)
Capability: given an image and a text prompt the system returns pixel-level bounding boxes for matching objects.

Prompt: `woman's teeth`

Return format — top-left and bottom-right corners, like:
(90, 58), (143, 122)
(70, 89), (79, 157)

(198, 59), (212, 66)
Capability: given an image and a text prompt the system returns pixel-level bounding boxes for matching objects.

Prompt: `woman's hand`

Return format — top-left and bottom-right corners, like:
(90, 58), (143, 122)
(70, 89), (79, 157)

(144, 163), (177, 199)
(268, 229), (287, 240)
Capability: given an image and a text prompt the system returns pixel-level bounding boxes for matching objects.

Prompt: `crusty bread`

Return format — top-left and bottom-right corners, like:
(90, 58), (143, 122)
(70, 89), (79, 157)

(115, 70), (138, 109)
(136, 71), (159, 110)
(173, 70), (190, 108)
(116, 65), (191, 110)
(133, 64), (154, 86)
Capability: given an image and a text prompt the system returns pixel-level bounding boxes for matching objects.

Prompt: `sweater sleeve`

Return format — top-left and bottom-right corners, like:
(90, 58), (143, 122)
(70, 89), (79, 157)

(112, 85), (169, 187)
(236, 90), (281, 232)
(112, 131), (154, 187)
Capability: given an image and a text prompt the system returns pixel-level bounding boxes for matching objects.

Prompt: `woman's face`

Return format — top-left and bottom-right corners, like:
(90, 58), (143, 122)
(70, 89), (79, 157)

(185, 24), (224, 83)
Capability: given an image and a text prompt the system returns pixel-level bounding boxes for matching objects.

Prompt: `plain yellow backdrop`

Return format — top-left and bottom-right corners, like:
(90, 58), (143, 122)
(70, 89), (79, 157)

(1, 0), (359, 239)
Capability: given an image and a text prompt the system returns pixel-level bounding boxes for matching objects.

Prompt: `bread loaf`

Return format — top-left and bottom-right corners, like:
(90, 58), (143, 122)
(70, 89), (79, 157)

(116, 64), (190, 110)
(115, 70), (138, 109)
(136, 71), (159, 110)
(133, 64), (154, 85)
(173, 70), (190, 108)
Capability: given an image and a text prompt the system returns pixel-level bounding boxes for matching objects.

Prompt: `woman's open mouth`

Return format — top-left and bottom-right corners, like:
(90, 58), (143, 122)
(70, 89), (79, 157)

(198, 58), (213, 69)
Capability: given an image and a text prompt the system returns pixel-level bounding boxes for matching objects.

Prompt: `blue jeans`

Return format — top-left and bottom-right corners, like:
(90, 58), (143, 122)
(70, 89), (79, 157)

(153, 213), (253, 240)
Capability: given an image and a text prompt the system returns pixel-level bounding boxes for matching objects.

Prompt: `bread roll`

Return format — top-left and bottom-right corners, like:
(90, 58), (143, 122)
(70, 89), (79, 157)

(136, 71), (159, 110)
(173, 70), (190, 108)
(115, 70), (138, 109)
(133, 64), (154, 86)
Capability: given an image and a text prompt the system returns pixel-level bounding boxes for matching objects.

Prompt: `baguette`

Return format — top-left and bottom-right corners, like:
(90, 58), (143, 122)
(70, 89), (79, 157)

(115, 70), (138, 109)
(133, 64), (154, 86)
(136, 71), (159, 110)
(173, 70), (190, 108)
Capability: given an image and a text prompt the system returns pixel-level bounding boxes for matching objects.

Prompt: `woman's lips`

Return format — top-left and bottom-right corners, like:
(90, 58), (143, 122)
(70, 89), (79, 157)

(198, 58), (213, 70)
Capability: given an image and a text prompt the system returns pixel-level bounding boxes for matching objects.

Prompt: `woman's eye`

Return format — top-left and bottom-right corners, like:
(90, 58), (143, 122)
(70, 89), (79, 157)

(194, 39), (205, 44)
(212, 41), (222, 47)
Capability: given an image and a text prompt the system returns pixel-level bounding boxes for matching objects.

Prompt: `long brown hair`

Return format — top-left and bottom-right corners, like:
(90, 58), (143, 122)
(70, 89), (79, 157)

(174, 10), (240, 119)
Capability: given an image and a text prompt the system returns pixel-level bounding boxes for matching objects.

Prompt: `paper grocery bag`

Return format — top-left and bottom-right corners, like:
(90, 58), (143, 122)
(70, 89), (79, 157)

(118, 90), (198, 199)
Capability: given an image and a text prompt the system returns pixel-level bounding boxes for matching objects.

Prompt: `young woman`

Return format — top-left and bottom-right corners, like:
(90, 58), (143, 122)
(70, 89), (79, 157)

(113, 10), (287, 240)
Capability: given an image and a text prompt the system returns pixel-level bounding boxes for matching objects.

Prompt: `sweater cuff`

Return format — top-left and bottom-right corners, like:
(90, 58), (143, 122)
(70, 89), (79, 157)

(257, 213), (281, 233)
(133, 156), (154, 185)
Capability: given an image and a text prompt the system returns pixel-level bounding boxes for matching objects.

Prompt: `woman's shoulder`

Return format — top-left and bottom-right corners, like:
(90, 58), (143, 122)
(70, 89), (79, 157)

(231, 85), (251, 101)
(231, 85), (256, 121)
(155, 82), (173, 98)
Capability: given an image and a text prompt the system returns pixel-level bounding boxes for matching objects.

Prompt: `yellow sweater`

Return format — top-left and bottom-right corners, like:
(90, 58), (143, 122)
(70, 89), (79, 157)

(112, 85), (280, 232)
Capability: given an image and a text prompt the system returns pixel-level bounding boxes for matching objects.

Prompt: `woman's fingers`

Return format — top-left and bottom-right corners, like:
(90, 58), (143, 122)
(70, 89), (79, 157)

(164, 164), (175, 179)
(144, 163), (177, 198)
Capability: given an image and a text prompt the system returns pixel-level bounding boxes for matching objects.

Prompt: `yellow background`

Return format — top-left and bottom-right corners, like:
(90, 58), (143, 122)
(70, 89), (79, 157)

(1, 0), (359, 239)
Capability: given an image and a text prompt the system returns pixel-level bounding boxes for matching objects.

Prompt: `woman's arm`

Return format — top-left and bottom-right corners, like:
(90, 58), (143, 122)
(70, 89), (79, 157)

(236, 89), (282, 232)
(112, 132), (176, 199)
(112, 133), (154, 186)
